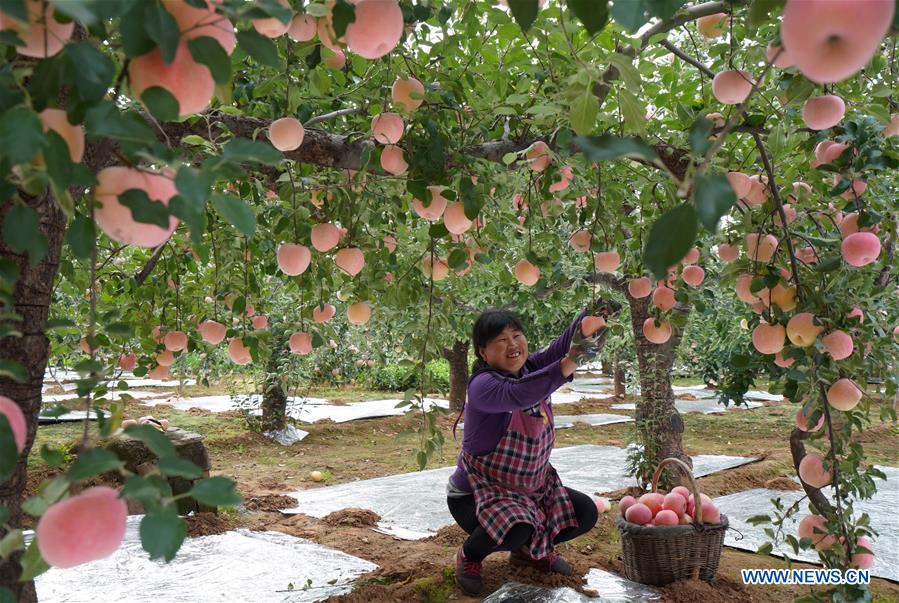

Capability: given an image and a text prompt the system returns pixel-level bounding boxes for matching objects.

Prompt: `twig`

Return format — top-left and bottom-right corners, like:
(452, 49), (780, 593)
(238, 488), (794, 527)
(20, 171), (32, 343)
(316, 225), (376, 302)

(752, 133), (803, 298)
(659, 40), (714, 78)
(304, 108), (365, 127)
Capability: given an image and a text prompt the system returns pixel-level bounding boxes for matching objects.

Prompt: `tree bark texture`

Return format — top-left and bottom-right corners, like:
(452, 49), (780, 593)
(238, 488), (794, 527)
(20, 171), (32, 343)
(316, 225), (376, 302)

(627, 295), (690, 488)
(261, 327), (289, 433)
(0, 189), (65, 603)
(442, 340), (469, 412)
(613, 360), (626, 398)
(0, 134), (116, 599)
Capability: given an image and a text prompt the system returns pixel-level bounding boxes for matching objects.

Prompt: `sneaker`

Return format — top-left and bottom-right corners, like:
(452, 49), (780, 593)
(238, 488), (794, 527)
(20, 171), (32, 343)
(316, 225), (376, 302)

(455, 546), (483, 595)
(509, 548), (573, 576)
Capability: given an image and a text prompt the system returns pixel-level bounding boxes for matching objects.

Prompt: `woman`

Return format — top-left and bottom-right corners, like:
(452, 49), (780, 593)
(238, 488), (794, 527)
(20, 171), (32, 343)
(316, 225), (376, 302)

(447, 300), (619, 595)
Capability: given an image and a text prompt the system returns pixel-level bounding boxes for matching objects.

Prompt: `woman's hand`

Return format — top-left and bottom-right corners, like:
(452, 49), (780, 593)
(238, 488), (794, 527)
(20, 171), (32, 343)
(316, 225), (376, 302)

(586, 298), (622, 320)
(566, 326), (608, 366)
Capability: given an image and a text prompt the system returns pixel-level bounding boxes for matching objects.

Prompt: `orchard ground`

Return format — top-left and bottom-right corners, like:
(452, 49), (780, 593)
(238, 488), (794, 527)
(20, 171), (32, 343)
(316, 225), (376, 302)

(29, 375), (899, 602)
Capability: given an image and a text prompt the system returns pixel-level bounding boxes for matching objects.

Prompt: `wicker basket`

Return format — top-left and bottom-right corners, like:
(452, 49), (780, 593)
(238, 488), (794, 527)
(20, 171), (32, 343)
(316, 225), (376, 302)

(617, 457), (728, 586)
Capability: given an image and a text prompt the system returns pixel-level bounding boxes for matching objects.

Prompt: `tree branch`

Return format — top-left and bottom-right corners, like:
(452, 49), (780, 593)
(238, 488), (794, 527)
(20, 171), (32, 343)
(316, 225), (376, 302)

(303, 108), (365, 127)
(658, 40), (715, 78)
(134, 243), (167, 286)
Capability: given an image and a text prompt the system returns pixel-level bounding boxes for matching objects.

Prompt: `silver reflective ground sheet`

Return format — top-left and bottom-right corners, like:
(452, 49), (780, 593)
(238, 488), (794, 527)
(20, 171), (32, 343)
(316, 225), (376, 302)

(714, 465), (899, 581)
(483, 569), (662, 602)
(140, 394), (330, 414)
(289, 397), (449, 423)
(282, 445), (757, 540)
(549, 414), (633, 429)
(610, 399), (763, 415)
(34, 518), (377, 602)
(460, 413), (633, 431)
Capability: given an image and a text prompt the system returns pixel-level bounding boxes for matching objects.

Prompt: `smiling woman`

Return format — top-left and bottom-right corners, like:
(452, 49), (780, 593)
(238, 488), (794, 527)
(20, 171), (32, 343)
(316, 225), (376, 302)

(446, 301), (620, 595)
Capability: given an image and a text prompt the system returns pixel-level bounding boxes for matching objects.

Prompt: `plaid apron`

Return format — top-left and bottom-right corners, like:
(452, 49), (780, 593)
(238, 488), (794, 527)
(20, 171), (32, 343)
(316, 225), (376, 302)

(461, 398), (578, 560)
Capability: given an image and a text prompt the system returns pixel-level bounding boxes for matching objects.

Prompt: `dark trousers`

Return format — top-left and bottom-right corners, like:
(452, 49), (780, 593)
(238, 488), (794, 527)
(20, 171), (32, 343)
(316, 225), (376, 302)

(447, 487), (598, 562)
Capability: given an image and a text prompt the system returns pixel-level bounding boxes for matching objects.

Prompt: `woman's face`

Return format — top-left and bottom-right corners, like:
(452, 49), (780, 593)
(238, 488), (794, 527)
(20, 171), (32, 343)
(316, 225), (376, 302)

(479, 325), (528, 374)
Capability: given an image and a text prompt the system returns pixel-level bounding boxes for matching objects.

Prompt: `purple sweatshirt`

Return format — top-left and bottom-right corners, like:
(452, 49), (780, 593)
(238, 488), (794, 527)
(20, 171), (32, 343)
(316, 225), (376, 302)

(450, 309), (588, 492)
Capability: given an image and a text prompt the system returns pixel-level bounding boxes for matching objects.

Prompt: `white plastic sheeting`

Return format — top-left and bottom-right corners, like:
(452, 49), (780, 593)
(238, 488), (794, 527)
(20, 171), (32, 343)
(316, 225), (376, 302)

(460, 414), (632, 431)
(290, 397), (449, 424)
(140, 394), (330, 414)
(33, 518), (377, 602)
(264, 425), (310, 445)
(552, 391), (616, 404)
(42, 390), (172, 403)
(282, 445), (757, 540)
(610, 399), (763, 415)
(715, 465), (899, 582)
(483, 568), (662, 602)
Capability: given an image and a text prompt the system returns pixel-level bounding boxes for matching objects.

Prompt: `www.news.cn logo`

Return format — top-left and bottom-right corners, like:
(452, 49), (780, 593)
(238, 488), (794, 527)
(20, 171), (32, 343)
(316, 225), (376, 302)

(742, 568), (870, 585)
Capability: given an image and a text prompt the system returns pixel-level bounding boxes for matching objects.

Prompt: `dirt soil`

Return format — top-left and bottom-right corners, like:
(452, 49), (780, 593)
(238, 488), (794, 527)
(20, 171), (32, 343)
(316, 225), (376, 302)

(28, 384), (899, 602)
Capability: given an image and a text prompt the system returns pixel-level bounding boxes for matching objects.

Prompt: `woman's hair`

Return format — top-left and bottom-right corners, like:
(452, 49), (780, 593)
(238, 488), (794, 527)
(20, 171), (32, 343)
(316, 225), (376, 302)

(453, 308), (525, 439)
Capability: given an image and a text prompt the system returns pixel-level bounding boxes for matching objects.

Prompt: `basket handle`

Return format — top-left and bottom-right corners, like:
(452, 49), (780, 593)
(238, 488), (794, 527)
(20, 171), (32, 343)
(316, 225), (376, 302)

(650, 457), (703, 526)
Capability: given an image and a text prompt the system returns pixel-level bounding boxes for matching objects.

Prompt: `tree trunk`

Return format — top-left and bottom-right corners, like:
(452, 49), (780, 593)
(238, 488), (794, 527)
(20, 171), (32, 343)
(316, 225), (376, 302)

(628, 296), (690, 488)
(442, 340), (469, 412)
(0, 190), (66, 602)
(261, 327), (289, 432)
(613, 358), (626, 398)
(600, 359), (613, 377)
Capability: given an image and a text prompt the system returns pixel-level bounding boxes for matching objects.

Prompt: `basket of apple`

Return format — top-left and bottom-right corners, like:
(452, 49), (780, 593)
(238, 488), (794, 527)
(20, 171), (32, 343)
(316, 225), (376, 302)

(616, 457), (728, 586)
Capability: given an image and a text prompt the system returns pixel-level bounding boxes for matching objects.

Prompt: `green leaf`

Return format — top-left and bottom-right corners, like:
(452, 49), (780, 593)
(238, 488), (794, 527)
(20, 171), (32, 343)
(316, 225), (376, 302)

(569, 83), (597, 136)
(643, 204), (698, 280)
(568, 0), (609, 34)
(688, 116), (714, 156)
(507, 0), (539, 32)
(607, 52), (640, 91)
(610, 0), (648, 32)
(144, 1), (180, 64)
(0, 106), (44, 164)
(141, 87), (181, 121)
(211, 194), (256, 237)
(811, 256), (841, 272)
(0, 416), (18, 484)
(748, 0), (784, 26)
(221, 138), (282, 166)
(574, 134), (658, 162)
(0, 0), (27, 22)
(2, 204), (49, 267)
(140, 506), (187, 562)
(236, 29), (281, 69)
(39, 444), (67, 467)
(0, 529), (23, 561)
(188, 36), (232, 85)
(330, 1), (356, 38)
(67, 448), (124, 481)
(693, 173), (736, 232)
(646, 0), (686, 20)
(757, 542), (774, 556)
(158, 457), (203, 479)
(44, 131), (94, 191)
(118, 189), (171, 228)
(618, 88), (646, 133)
(120, 2), (155, 58)
(121, 474), (171, 504)
(189, 476), (242, 507)
(48, 0), (124, 25)
(124, 424), (177, 459)
(0, 360), (27, 383)
(84, 101), (156, 145)
(64, 215), (95, 259)
(18, 539), (50, 581)
(64, 43), (116, 103)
